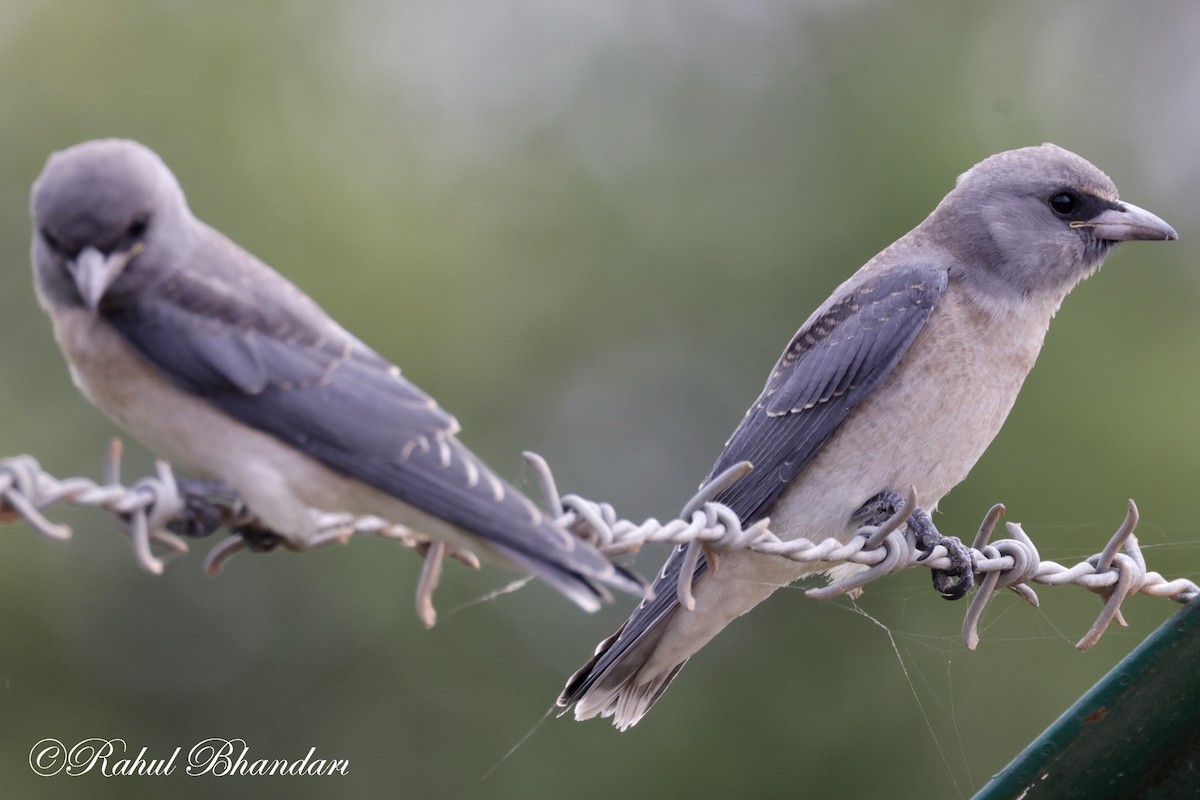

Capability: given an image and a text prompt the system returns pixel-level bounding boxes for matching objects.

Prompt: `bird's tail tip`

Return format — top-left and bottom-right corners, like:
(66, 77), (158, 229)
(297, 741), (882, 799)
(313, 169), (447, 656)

(556, 625), (686, 731)
(503, 545), (646, 613)
(557, 661), (686, 731)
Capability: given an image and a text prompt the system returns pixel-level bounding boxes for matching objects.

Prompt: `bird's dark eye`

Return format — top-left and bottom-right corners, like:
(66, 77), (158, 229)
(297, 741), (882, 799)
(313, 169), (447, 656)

(127, 214), (150, 238)
(1049, 192), (1078, 216)
(40, 227), (65, 254)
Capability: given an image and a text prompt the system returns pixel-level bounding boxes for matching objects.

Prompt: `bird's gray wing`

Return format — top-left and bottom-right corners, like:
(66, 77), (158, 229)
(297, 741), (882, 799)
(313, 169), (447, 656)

(103, 243), (639, 607)
(706, 263), (948, 520)
(561, 263), (946, 702)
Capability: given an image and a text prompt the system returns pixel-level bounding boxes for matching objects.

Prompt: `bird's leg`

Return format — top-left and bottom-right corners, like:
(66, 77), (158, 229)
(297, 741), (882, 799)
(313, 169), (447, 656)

(852, 491), (976, 601)
(852, 490), (907, 529)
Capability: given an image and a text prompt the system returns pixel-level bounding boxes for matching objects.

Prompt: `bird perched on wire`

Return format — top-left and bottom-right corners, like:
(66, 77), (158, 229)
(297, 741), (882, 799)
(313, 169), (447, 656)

(558, 143), (1177, 729)
(29, 138), (641, 615)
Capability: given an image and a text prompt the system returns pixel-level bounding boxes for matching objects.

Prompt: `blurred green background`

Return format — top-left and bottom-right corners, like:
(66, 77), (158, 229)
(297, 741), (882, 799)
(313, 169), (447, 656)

(2, 1), (1198, 798)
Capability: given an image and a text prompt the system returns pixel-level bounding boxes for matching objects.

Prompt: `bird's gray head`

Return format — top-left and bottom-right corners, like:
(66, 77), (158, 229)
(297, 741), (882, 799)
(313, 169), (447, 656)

(30, 139), (190, 312)
(928, 143), (1176, 302)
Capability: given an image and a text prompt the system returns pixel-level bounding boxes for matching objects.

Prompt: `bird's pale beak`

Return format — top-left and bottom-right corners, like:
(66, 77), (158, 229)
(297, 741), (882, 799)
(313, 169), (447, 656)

(68, 245), (138, 310)
(1080, 201), (1179, 242)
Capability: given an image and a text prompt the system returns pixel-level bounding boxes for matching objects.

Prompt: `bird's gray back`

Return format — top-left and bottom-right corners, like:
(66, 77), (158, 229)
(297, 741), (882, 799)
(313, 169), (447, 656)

(94, 219), (629, 595)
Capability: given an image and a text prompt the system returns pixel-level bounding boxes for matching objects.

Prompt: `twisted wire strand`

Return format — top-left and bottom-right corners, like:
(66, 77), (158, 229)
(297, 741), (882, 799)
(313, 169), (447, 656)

(3, 447), (1197, 650)
(521, 453), (1199, 651)
(0, 445), (479, 627)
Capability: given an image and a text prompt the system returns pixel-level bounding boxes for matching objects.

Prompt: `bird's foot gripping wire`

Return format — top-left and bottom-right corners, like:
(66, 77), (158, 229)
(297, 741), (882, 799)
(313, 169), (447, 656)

(158, 477), (306, 567)
(852, 489), (976, 600)
(166, 478), (242, 539)
(229, 521), (286, 552)
(33, 441), (481, 621)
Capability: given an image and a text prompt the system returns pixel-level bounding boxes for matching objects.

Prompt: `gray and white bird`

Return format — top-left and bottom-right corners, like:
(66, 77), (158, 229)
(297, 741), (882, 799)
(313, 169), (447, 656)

(30, 138), (641, 612)
(559, 144), (1177, 729)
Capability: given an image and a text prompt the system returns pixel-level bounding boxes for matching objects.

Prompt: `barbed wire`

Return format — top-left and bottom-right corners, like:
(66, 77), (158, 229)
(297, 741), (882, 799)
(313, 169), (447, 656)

(524, 452), (1199, 651)
(3, 445), (1197, 649)
(0, 442), (480, 626)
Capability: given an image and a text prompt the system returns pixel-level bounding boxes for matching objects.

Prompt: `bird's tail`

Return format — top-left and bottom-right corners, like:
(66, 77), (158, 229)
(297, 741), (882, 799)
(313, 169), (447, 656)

(493, 540), (644, 613)
(556, 610), (688, 731)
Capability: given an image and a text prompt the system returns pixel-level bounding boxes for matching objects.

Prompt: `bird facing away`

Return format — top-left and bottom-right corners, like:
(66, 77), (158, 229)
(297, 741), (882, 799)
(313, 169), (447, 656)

(30, 138), (641, 612)
(558, 144), (1177, 729)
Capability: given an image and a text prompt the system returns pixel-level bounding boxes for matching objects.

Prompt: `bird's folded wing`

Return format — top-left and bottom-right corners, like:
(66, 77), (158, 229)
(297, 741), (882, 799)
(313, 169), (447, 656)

(102, 256), (638, 599)
(561, 263), (947, 700)
(707, 262), (948, 522)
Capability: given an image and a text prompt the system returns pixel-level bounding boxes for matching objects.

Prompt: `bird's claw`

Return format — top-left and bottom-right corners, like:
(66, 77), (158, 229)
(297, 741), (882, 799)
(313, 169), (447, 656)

(231, 521), (286, 552)
(854, 490), (976, 601)
(908, 510), (975, 600)
(930, 542), (974, 599)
